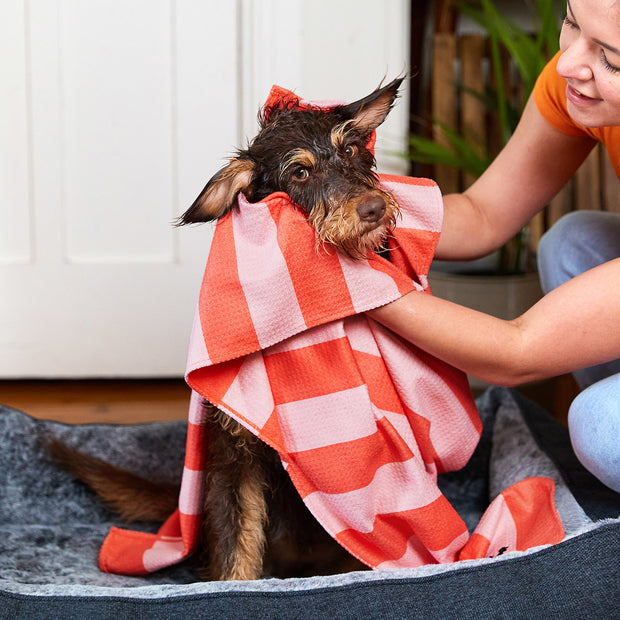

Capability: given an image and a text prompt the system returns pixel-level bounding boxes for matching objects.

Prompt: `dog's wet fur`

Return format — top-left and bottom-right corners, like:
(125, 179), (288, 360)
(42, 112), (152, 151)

(48, 78), (404, 580)
(178, 77), (403, 259)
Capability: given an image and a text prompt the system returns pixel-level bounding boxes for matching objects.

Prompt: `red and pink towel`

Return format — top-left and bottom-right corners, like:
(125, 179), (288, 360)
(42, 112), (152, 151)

(98, 86), (564, 577)
(99, 174), (564, 576)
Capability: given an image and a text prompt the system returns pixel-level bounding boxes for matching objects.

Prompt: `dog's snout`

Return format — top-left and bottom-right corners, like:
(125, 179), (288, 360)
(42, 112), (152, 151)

(356, 196), (386, 223)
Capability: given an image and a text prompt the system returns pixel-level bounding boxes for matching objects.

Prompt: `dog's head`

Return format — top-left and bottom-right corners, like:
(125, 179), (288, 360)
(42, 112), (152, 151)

(177, 78), (404, 259)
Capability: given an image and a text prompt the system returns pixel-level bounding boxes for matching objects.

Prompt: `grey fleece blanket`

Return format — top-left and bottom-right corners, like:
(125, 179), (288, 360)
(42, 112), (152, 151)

(1, 387), (619, 619)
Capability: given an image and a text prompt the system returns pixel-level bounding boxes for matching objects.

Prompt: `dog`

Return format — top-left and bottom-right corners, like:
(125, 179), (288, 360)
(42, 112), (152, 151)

(48, 77), (404, 581)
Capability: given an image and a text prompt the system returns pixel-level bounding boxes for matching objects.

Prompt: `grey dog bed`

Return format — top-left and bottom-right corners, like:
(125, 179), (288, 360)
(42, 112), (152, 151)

(1, 387), (619, 619)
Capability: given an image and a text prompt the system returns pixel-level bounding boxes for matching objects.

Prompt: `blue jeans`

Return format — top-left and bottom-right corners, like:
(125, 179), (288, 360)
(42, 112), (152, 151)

(538, 210), (620, 492)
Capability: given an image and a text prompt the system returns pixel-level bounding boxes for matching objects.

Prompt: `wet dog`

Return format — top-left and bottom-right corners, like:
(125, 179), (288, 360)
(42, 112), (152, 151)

(49, 78), (404, 580)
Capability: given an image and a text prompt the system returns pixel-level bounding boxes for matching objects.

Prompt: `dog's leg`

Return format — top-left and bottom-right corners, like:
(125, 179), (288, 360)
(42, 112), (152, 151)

(204, 448), (268, 580)
(202, 406), (269, 580)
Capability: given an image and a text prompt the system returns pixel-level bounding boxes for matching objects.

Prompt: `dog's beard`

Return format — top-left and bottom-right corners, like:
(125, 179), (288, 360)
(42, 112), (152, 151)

(307, 189), (400, 260)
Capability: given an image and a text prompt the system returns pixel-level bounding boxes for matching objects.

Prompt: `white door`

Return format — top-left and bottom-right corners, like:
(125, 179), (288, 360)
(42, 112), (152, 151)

(1, 0), (410, 377)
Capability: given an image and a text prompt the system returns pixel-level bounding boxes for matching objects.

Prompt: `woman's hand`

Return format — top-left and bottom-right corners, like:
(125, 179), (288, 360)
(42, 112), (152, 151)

(369, 257), (620, 386)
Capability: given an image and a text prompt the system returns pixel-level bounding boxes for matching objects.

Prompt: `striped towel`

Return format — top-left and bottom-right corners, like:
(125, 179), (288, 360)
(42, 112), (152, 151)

(98, 174), (565, 576)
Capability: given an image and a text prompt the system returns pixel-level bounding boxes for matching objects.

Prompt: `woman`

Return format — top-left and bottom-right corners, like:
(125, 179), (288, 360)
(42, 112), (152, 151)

(370, 0), (620, 491)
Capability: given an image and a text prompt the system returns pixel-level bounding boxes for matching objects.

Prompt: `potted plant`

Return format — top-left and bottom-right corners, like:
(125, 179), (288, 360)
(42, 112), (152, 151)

(410, 0), (559, 271)
(407, 0), (561, 385)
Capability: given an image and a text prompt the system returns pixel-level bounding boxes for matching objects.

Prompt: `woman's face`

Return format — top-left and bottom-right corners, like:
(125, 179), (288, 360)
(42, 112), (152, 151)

(557, 0), (620, 127)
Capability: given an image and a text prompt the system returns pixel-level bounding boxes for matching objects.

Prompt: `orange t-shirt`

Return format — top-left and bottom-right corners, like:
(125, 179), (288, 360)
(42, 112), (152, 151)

(534, 50), (620, 178)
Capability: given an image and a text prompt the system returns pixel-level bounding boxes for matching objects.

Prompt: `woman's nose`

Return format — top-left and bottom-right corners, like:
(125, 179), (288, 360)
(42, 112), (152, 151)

(558, 38), (594, 82)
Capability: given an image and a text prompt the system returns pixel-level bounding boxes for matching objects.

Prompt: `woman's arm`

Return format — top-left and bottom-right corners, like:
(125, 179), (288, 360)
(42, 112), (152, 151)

(369, 257), (620, 386)
(435, 95), (596, 261)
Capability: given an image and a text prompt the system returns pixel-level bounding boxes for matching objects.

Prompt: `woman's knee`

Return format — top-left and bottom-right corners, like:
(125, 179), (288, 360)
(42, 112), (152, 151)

(568, 374), (620, 492)
(538, 211), (619, 293)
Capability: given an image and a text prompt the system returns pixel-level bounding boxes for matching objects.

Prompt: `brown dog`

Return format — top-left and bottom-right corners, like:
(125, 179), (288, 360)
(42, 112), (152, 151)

(49, 78), (404, 580)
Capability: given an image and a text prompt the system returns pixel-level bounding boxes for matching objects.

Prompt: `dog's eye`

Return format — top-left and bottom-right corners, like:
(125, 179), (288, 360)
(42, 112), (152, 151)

(345, 145), (357, 157)
(293, 167), (310, 180)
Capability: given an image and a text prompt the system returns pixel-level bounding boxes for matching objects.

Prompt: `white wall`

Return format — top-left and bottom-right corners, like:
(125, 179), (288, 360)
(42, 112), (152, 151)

(0, 0), (410, 378)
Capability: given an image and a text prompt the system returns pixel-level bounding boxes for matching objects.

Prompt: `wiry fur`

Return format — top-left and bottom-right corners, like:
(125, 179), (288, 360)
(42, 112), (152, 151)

(48, 78), (404, 580)
(177, 77), (404, 260)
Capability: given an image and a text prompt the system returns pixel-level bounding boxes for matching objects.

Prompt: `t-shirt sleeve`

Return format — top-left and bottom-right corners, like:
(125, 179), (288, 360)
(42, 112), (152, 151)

(534, 51), (588, 137)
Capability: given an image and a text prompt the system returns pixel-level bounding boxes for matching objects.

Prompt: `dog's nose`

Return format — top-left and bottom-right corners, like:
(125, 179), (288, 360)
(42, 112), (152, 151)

(356, 196), (386, 223)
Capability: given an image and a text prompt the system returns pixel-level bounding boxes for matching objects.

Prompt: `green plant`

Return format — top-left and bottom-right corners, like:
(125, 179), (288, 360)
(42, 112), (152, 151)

(408, 0), (560, 274)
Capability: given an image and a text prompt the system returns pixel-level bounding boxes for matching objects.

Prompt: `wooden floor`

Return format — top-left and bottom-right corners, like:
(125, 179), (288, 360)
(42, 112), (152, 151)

(0, 375), (579, 426)
(0, 379), (191, 424)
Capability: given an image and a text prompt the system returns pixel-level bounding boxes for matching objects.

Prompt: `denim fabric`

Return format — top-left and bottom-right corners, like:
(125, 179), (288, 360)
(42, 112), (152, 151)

(569, 374), (620, 492)
(538, 211), (620, 493)
(538, 210), (620, 389)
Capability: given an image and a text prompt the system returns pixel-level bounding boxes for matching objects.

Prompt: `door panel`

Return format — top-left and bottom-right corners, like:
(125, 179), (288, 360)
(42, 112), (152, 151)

(1, 0), (410, 378)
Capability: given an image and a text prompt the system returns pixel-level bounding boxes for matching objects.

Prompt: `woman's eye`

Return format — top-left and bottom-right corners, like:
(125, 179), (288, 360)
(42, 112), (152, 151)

(563, 15), (577, 29)
(602, 51), (620, 74)
(562, 11), (580, 30)
(293, 167), (309, 180)
(345, 145), (357, 157)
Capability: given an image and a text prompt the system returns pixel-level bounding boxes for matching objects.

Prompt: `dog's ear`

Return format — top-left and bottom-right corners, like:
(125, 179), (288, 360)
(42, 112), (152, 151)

(340, 77), (404, 134)
(176, 158), (255, 225)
